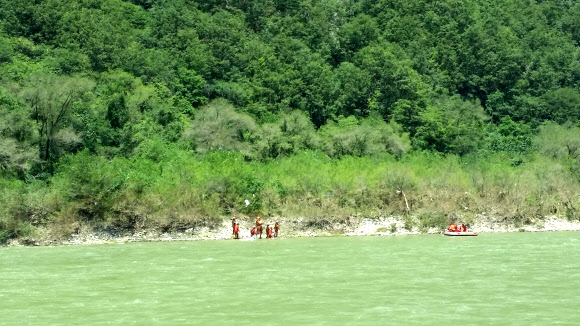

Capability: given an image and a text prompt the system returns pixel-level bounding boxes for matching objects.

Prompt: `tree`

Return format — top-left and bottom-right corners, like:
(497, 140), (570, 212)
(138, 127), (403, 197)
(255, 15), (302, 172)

(0, 137), (35, 176)
(183, 98), (257, 156)
(0, 34), (15, 64)
(331, 62), (372, 118)
(535, 122), (580, 160)
(173, 67), (207, 107)
(414, 95), (488, 155)
(20, 74), (95, 164)
(541, 88), (580, 124)
(354, 43), (425, 120)
(338, 14), (379, 61)
(319, 114), (410, 158)
(0, 88), (36, 176)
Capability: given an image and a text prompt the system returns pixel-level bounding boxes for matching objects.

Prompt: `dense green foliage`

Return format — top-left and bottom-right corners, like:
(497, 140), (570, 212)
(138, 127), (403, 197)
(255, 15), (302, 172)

(2, 0), (580, 243)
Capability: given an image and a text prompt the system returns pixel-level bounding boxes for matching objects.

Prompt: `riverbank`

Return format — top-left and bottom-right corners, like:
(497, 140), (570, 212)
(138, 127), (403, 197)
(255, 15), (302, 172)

(6, 214), (580, 247)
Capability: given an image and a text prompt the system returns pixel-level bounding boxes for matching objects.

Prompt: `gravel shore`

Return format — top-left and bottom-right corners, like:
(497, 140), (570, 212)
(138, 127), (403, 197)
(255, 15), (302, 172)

(7, 214), (580, 246)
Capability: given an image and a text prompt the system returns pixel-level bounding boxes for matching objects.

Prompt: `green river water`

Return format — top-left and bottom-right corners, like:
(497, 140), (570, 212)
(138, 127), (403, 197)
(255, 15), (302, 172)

(1, 232), (579, 325)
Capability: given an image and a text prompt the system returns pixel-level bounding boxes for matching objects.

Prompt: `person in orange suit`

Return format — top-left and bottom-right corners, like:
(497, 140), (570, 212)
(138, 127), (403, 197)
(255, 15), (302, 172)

(267, 225), (273, 239)
(233, 223), (240, 239)
(256, 216), (263, 239)
(460, 224), (467, 232)
(448, 223), (458, 232)
(250, 227), (256, 238)
(274, 221), (280, 237)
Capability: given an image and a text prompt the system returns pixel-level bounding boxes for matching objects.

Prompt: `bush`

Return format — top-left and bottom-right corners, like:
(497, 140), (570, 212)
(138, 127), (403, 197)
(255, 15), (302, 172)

(50, 150), (129, 223)
(0, 230), (11, 244)
(418, 212), (448, 231)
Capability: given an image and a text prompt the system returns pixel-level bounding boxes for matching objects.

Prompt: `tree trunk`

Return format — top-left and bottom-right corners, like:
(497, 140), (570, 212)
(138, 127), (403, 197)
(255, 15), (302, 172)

(45, 137), (50, 161)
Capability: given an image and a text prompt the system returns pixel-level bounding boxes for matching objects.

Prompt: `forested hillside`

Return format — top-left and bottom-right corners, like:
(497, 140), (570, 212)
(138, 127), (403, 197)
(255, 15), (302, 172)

(2, 0), (580, 243)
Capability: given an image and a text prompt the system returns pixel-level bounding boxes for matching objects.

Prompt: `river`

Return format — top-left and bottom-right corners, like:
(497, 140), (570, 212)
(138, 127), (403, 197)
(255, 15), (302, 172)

(1, 232), (579, 325)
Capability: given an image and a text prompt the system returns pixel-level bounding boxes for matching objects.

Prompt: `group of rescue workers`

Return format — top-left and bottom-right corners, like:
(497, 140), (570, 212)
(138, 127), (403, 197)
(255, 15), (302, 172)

(231, 216), (279, 239)
(448, 223), (468, 232)
(233, 217), (466, 237)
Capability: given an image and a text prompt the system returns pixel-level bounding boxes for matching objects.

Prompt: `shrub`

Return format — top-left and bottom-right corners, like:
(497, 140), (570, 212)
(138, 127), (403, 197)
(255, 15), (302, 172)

(418, 212), (448, 231)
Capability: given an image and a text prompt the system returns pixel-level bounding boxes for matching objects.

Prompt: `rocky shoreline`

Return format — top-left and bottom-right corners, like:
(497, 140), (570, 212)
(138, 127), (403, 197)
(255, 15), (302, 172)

(7, 215), (580, 247)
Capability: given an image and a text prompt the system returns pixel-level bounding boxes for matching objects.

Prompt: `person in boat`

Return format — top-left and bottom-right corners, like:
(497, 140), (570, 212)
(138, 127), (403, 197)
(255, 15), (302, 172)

(250, 227), (256, 237)
(448, 223), (458, 232)
(232, 217), (236, 235)
(460, 224), (467, 232)
(233, 223), (240, 239)
(274, 221), (279, 237)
